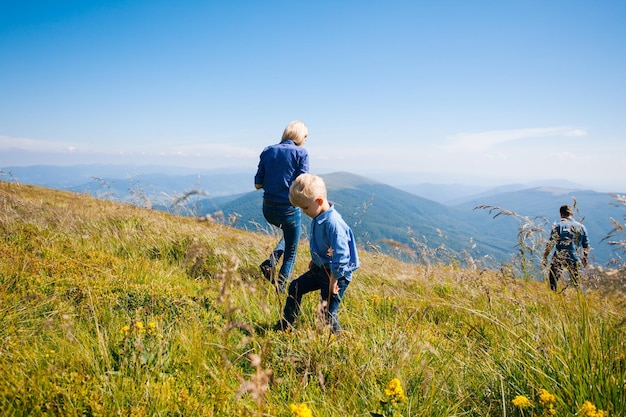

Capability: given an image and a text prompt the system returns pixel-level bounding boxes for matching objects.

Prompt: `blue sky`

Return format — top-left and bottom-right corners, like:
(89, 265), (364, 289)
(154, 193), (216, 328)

(1, 1), (625, 191)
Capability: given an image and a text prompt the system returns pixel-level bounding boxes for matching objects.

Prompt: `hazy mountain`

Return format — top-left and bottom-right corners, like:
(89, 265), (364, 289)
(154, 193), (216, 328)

(398, 179), (587, 205)
(1, 164), (254, 201)
(396, 183), (490, 205)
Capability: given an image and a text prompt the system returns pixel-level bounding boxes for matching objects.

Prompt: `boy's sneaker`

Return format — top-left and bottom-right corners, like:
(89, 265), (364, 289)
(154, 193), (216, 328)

(259, 260), (274, 283)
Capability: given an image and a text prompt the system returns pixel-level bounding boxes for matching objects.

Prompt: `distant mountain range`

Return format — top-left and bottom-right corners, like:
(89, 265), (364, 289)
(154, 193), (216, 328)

(210, 172), (622, 266)
(1, 164), (253, 203)
(2, 164), (623, 266)
(397, 179), (589, 205)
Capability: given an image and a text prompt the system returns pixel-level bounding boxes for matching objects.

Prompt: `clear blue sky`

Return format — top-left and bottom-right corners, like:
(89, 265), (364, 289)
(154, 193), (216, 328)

(1, 1), (625, 191)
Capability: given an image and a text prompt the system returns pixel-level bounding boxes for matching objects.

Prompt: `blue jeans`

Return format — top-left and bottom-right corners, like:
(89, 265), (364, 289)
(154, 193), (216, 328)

(282, 265), (350, 333)
(262, 202), (302, 287)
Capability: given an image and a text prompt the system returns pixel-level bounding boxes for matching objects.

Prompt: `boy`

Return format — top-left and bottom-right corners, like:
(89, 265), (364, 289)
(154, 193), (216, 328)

(274, 173), (359, 334)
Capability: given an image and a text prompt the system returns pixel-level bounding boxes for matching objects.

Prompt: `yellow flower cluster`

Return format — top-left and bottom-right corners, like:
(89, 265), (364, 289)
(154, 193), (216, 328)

(147, 321), (157, 336)
(134, 321), (145, 333)
(289, 402), (313, 417)
(371, 294), (394, 304)
(512, 389), (557, 415)
(512, 395), (532, 408)
(384, 378), (407, 404)
(119, 321), (158, 337)
(580, 401), (607, 417)
(538, 389), (557, 416)
(119, 325), (131, 336)
(538, 389), (556, 405)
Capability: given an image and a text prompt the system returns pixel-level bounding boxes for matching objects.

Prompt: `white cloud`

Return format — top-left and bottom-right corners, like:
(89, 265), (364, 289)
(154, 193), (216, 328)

(565, 129), (587, 137)
(0, 135), (258, 161)
(483, 152), (509, 161)
(443, 127), (588, 153)
(0, 135), (80, 153)
(548, 151), (579, 160)
(165, 143), (258, 159)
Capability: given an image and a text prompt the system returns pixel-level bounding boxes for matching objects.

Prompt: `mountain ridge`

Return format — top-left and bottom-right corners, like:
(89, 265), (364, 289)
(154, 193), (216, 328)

(2, 165), (623, 266)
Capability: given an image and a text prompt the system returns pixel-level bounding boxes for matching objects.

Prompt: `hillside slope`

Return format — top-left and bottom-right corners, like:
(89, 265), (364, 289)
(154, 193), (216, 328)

(1, 180), (624, 416)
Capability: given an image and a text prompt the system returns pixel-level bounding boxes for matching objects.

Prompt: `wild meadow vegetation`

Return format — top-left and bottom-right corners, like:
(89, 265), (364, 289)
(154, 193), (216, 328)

(1, 180), (624, 416)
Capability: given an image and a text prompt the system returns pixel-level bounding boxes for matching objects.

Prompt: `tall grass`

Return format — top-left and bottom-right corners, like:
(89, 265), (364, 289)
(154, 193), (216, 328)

(1, 181), (624, 416)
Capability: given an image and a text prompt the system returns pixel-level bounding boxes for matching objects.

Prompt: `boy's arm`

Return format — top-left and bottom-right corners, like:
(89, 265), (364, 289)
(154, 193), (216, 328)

(326, 224), (357, 281)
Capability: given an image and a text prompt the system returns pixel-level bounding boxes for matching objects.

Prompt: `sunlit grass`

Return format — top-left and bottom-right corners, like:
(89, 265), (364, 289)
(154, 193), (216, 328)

(1, 180), (624, 416)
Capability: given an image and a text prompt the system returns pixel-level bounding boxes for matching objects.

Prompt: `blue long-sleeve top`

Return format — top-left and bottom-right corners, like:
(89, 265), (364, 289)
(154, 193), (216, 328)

(254, 140), (309, 204)
(310, 204), (360, 281)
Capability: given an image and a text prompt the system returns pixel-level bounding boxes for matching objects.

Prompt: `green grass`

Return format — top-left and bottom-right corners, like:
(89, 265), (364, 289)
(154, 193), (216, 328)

(1, 181), (624, 416)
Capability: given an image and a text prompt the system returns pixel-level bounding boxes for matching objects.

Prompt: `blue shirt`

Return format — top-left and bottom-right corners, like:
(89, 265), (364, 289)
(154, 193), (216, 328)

(310, 204), (360, 281)
(254, 140), (309, 204)
(548, 217), (589, 262)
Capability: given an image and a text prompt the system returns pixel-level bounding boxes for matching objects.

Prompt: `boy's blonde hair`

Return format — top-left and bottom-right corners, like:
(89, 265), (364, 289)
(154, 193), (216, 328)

(289, 173), (327, 207)
(281, 120), (309, 146)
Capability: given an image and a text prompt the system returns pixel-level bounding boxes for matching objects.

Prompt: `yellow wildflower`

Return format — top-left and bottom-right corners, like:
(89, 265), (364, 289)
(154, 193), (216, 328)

(384, 378), (407, 403)
(147, 321), (157, 336)
(134, 321), (145, 333)
(537, 388), (557, 415)
(581, 401), (595, 415)
(120, 325), (131, 336)
(580, 401), (607, 417)
(512, 395), (532, 408)
(538, 389), (556, 406)
(289, 402), (313, 417)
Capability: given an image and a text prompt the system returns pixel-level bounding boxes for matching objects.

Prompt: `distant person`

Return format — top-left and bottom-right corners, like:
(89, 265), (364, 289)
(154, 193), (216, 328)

(254, 120), (309, 292)
(542, 204), (590, 291)
(274, 173), (360, 334)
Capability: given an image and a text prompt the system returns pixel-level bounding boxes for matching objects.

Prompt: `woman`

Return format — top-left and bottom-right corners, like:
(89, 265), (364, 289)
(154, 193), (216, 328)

(254, 120), (309, 292)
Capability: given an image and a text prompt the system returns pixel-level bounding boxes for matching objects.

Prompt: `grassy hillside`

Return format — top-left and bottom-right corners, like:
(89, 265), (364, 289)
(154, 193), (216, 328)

(1, 180), (625, 416)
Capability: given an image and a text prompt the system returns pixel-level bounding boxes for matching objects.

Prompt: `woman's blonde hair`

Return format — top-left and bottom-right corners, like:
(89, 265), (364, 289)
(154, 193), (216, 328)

(281, 120), (309, 146)
(289, 173), (327, 207)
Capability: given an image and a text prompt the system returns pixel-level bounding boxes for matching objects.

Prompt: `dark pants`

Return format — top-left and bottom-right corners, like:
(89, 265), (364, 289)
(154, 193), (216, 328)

(548, 253), (581, 291)
(262, 202), (302, 287)
(282, 265), (350, 333)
